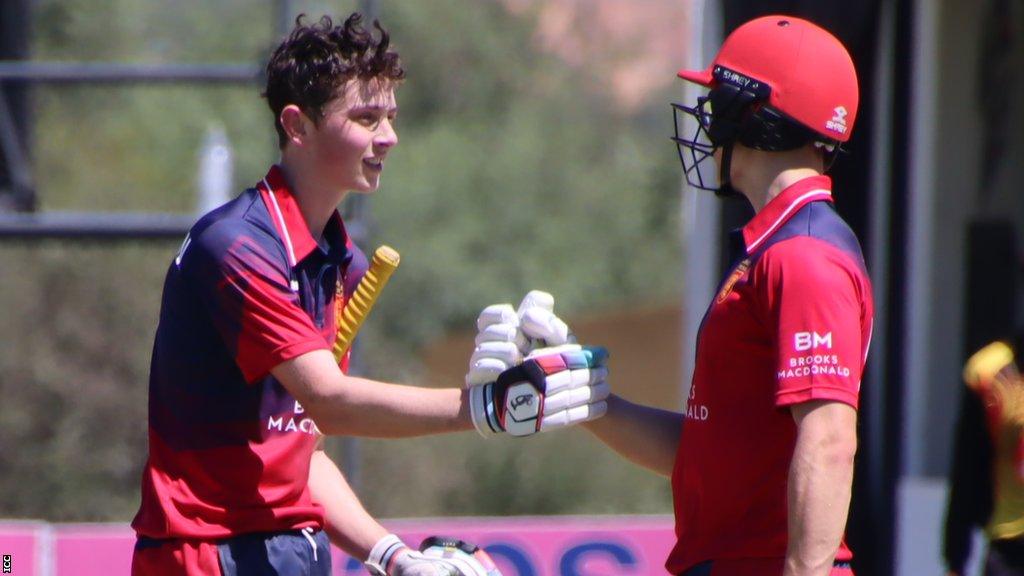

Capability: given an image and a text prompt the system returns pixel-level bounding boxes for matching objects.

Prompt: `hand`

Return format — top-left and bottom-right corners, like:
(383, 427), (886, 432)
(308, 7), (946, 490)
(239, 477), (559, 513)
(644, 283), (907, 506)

(389, 550), (473, 576)
(466, 291), (574, 387)
(417, 536), (501, 575)
(469, 345), (610, 437)
(365, 534), (501, 576)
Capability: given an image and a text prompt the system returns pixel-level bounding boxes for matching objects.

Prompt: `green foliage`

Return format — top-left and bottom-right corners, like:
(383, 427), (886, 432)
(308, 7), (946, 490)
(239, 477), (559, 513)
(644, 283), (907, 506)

(33, 0), (275, 62)
(347, 430), (671, 519)
(0, 244), (166, 520)
(363, 0), (683, 354)
(0, 0), (680, 522)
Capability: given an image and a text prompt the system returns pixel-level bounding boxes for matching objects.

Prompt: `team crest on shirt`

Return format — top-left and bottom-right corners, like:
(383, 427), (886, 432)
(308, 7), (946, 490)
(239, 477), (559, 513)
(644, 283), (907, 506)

(716, 259), (751, 303)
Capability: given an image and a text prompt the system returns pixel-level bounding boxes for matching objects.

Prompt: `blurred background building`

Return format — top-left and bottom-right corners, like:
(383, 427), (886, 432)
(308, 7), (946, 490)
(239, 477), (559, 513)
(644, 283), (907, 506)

(0, 1), (1021, 575)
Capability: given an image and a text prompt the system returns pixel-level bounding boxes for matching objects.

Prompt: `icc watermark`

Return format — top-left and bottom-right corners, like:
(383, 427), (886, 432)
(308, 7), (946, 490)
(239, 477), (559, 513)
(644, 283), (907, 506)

(2, 554), (10, 573)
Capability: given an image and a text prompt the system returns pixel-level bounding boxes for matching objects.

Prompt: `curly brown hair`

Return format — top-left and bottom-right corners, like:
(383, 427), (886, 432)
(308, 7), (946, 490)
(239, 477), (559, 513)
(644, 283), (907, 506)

(263, 13), (405, 148)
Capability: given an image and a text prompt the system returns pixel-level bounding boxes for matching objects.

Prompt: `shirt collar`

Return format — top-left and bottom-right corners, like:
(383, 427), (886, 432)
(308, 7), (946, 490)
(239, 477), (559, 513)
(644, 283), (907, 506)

(741, 174), (833, 254)
(257, 165), (350, 267)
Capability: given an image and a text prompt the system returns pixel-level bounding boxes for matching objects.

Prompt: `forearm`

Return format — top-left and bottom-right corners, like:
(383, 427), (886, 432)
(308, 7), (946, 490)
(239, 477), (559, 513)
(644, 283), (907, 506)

(785, 402), (857, 576)
(273, 350), (473, 437)
(308, 449), (388, 558)
(314, 375), (472, 437)
(582, 394), (683, 477)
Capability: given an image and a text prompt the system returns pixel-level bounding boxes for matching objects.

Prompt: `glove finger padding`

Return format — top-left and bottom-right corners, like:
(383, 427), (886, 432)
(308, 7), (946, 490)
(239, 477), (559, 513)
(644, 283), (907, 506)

(466, 341), (523, 386)
(470, 345), (609, 437)
(517, 290), (574, 349)
(474, 323), (522, 347)
(543, 377), (610, 413)
(516, 290), (554, 313)
(466, 304), (526, 387)
(466, 292), (572, 391)
(476, 304), (518, 331)
(539, 398), (608, 431)
(519, 306), (573, 347)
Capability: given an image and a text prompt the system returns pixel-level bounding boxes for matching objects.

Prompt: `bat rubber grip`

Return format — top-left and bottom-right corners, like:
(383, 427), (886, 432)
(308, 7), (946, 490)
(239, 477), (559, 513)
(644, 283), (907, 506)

(333, 246), (400, 362)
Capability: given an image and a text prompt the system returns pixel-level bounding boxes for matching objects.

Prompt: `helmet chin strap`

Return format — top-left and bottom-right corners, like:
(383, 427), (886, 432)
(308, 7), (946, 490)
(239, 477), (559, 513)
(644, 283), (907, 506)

(714, 141), (743, 198)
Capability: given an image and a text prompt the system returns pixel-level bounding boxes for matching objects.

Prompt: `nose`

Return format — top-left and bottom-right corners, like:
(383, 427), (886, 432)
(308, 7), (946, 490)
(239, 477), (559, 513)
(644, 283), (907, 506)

(375, 117), (398, 149)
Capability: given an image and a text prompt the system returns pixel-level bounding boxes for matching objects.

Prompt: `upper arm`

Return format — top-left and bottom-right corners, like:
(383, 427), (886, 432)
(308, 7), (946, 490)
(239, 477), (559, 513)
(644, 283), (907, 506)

(790, 400), (858, 457)
(791, 399), (857, 430)
(181, 225), (329, 382)
(761, 239), (871, 410)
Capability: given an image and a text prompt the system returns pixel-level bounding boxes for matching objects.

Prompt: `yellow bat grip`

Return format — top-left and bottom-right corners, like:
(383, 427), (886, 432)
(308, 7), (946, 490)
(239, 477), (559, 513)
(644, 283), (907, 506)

(333, 245), (401, 362)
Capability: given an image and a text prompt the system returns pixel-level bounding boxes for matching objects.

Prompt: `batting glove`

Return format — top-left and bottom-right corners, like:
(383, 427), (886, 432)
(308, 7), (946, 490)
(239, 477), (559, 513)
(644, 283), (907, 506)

(365, 534), (501, 576)
(417, 536), (501, 576)
(469, 346), (609, 437)
(465, 290), (574, 387)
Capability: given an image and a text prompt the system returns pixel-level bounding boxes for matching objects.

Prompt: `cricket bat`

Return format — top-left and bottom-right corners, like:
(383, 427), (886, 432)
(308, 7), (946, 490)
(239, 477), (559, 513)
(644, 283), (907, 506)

(332, 245), (400, 362)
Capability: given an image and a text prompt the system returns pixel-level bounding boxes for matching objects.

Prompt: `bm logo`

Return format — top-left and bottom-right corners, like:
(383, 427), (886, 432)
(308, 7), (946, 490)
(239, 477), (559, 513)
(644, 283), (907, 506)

(795, 331), (832, 351)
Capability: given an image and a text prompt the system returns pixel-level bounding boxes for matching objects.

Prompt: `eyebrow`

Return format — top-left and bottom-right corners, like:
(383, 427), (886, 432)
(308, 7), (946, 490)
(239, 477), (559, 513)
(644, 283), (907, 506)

(350, 104), (398, 113)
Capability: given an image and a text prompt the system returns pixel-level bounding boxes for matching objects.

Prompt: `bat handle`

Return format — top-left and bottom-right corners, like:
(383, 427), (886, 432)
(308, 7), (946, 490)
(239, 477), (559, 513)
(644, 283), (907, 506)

(333, 246), (400, 362)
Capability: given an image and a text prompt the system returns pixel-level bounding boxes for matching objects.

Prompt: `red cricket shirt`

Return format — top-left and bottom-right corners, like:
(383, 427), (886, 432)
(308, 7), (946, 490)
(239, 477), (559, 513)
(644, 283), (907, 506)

(667, 175), (874, 574)
(132, 166), (367, 539)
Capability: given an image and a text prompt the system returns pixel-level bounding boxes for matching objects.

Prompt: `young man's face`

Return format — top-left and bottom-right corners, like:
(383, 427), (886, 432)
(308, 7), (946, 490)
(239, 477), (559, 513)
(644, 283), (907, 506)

(308, 78), (398, 194)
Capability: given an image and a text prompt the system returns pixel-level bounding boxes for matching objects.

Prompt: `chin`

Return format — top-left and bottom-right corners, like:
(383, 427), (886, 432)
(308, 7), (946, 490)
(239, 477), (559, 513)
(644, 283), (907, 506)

(351, 179), (379, 194)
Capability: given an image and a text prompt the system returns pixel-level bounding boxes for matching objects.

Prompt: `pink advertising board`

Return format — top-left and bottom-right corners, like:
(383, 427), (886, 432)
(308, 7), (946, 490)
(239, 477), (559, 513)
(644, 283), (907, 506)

(0, 516), (674, 575)
(0, 522), (43, 576)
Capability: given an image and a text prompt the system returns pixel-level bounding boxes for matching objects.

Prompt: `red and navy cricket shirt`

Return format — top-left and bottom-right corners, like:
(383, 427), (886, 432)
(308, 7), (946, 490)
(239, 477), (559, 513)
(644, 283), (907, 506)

(132, 165), (368, 539)
(666, 175), (874, 574)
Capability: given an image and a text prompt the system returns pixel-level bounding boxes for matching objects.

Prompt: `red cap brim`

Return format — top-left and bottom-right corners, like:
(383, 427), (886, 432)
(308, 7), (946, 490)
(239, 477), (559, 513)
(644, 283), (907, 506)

(677, 67), (714, 86)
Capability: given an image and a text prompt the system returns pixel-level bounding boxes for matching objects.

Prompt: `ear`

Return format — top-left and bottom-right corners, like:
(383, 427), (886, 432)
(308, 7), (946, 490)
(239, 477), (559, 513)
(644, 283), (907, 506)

(280, 104), (313, 147)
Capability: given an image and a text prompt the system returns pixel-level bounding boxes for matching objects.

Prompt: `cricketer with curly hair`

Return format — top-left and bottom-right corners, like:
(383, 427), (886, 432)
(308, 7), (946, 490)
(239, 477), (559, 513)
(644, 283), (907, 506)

(130, 13), (609, 576)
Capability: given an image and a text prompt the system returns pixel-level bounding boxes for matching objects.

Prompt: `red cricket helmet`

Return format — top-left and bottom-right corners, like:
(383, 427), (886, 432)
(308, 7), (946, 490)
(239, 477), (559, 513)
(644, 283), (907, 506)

(671, 15), (859, 195)
(678, 15), (859, 143)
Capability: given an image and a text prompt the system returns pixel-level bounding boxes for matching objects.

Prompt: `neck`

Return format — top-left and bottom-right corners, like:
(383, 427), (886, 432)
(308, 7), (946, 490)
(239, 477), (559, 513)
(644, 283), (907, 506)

(278, 156), (348, 241)
(736, 147), (822, 212)
(746, 167), (821, 212)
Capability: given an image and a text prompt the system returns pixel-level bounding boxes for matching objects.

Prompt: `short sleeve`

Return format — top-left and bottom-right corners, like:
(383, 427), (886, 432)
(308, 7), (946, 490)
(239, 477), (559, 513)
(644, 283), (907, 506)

(181, 222), (329, 382)
(759, 238), (869, 409)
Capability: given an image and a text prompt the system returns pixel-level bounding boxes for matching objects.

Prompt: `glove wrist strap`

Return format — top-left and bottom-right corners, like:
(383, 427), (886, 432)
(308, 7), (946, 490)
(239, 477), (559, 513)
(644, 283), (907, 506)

(469, 383), (502, 436)
(365, 533), (407, 576)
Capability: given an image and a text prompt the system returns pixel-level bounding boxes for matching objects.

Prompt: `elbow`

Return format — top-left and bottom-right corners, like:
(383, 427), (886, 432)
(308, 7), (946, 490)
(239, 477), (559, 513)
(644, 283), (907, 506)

(301, 390), (354, 437)
(305, 398), (361, 437)
(822, 430), (858, 471)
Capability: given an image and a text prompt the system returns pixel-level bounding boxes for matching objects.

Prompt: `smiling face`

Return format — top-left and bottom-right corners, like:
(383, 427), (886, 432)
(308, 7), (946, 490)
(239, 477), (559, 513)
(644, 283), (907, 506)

(306, 78), (399, 194)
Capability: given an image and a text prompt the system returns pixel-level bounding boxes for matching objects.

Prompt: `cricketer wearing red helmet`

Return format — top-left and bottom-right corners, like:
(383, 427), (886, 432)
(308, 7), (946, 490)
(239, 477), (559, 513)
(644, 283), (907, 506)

(129, 13), (608, 576)
(471, 15), (874, 576)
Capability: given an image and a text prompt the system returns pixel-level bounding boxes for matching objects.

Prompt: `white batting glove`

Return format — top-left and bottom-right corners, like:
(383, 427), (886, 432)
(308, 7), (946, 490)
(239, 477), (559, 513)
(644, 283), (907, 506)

(417, 536), (501, 576)
(465, 291), (574, 387)
(468, 345), (610, 437)
(365, 534), (500, 576)
(466, 303), (523, 387)
(516, 290), (574, 349)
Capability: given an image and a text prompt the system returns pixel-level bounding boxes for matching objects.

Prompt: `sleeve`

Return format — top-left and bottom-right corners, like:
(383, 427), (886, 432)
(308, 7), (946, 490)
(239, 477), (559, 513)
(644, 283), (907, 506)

(943, 387), (993, 573)
(759, 239), (868, 409)
(181, 223), (330, 382)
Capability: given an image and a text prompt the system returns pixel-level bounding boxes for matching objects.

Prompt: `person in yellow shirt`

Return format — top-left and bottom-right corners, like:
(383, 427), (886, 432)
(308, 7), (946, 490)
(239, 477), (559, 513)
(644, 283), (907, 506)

(945, 340), (1024, 576)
